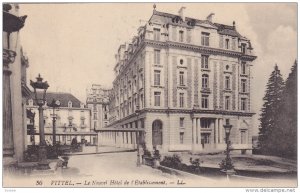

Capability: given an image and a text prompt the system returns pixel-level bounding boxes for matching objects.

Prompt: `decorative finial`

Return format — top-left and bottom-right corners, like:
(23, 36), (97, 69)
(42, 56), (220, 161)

(153, 4), (156, 10)
(233, 21), (235, 27)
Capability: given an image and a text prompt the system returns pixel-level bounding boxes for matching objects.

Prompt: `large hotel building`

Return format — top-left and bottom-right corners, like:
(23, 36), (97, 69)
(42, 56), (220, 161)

(100, 7), (256, 154)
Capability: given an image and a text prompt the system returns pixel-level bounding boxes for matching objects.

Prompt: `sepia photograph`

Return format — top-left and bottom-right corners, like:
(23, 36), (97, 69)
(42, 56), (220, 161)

(2, 1), (298, 191)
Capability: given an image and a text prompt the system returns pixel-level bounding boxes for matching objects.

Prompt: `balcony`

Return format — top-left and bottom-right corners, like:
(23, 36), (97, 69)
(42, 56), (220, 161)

(201, 88), (211, 93)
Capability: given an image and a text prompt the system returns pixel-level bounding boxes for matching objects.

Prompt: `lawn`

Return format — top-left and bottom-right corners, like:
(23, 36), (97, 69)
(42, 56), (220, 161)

(162, 152), (297, 173)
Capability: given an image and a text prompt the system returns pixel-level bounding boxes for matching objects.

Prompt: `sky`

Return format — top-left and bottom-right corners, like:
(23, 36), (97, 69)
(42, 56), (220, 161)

(19, 3), (297, 134)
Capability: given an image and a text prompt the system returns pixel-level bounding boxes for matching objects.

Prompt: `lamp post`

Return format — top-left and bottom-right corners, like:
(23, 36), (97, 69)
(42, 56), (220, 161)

(135, 105), (141, 167)
(30, 74), (50, 170)
(3, 3), (27, 170)
(48, 99), (61, 158)
(48, 99), (61, 146)
(223, 119), (235, 179)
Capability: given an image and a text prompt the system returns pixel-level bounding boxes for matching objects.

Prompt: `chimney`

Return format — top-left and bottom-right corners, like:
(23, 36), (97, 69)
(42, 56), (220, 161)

(178, 6), (186, 21)
(206, 13), (215, 22)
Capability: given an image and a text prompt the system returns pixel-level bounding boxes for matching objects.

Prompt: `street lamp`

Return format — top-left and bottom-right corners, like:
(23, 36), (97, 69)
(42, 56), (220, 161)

(48, 99), (61, 146)
(3, 3), (27, 170)
(135, 105), (141, 167)
(30, 74), (50, 170)
(222, 119), (235, 179)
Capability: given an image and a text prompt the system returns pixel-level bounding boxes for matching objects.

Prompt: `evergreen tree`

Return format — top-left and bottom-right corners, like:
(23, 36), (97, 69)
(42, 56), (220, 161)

(275, 60), (297, 158)
(258, 64), (285, 154)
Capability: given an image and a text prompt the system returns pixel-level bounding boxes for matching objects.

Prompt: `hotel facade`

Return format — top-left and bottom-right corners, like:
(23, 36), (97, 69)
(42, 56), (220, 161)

(27, 92), (97, 146)
(101, 8), (256, 154)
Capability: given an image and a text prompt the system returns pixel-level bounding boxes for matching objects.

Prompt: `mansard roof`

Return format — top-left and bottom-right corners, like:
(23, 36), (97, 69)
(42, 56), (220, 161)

(151, 10), (245, 38)
(213, 23), (243, 38)
(29, 92), (83, 108)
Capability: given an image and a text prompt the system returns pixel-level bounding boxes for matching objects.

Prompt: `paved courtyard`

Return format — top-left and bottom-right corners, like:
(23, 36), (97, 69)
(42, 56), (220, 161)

(5, 149), (297, 187)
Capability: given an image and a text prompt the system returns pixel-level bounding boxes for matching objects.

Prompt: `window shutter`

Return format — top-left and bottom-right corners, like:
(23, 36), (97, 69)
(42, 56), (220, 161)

(219, 35), (224, 48)
(187, 29), (191, 43)
(232, 38), (236, 50)
(172, 27), (177, 41)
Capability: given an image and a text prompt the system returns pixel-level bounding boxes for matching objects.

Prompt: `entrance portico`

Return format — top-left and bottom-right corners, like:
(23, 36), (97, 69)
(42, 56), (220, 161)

(191, 116), (226, 153)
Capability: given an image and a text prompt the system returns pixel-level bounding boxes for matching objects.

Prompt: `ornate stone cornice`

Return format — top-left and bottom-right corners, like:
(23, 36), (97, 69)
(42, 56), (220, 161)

(108, 108), (255, 127)
(141, 108), (255, 117)
(144, 40), (257, 62)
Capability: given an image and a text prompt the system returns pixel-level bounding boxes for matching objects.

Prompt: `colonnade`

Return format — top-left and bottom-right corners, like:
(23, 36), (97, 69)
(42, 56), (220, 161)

(192, 117), (225, 151)
(98, 131), (138, 149)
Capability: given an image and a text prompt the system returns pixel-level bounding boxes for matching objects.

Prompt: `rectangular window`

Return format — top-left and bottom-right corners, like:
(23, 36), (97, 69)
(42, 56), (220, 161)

(201, 95), (209, 109)
(94, 113), (97, 120)
(200, 119), (211, 128)
(154, 28), (160, 41)
(81, 119), (85, 126)
(179, 93), (184, 108)
(225, 39), (229, 49)
(241, 43), (246, 54)
(154, 70), (161, 86)
(154, 92), (161, 106)
(241, 79), (247, 93)
(202, 74), (209, 88)
(179, 71), (184, 86)
(225, 76), (230, 90)
(241, 62), (246, 74)
(180, 117), (184, 128)
(201, 32), (210, 46)
(201, 55), (209, 69)
(180, 132), (184, 144)
(241, 130), (247, 144)
(179, 30), (184, 42)
(94, 121), (97, 129)
(140, 94), (144, 108)
(241, 98), (247, 111)
(141, 118), (145, 128)
(154, 50), (160, 64)
(225, 96), (230, 110)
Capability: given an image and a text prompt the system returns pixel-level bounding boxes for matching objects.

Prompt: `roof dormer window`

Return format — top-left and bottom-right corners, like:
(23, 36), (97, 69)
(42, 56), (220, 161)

(80, 103), (84, 108)
(68, 101), (72, 108)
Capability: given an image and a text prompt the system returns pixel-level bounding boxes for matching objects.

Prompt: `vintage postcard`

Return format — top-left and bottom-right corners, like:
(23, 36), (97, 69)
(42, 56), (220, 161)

(2, 2), (298, 190)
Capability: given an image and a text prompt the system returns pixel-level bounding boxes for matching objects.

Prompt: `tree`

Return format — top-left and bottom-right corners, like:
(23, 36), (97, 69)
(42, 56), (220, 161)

(274, 60), (297, 158)
(258, 64), (285, 154)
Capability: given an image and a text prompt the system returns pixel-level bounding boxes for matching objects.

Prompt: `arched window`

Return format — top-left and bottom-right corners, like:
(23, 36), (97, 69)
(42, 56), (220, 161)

(202, 74), (209, 88)
(152, 120), (163, 146)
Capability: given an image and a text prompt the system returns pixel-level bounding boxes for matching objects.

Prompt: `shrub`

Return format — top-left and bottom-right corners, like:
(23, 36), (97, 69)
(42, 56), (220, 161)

(153, 148), (161, 160)
(161, 154), (182, 170)
(189, 157), (201, 173)
(219, 157), (234, 171)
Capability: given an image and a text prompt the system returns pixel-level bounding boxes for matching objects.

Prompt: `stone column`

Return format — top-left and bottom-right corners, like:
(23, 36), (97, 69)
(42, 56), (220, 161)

(192, 118), (196, 152)
(215, 119), (219, 144)
(3, 60), (16, 168)
(197, 118), (201, 145)
(219, 118), (224, 143)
